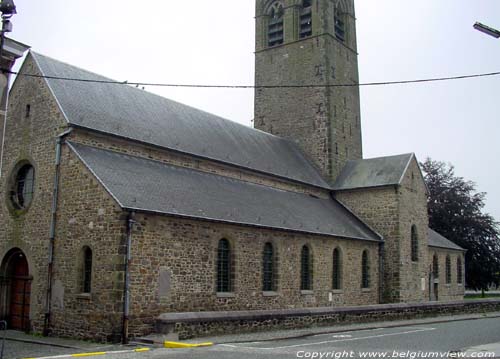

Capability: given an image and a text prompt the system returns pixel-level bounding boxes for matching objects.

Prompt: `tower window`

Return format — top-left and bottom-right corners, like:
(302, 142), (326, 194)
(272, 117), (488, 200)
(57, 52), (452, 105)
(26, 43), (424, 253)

(334, 7), (346, 42)
(25, 104), (31, 118)
(299, 0), (312, 38)
(362, 250), (370, 288)
(263, 242), (276, 291)
(217, 239), (232, 292)
(268, 1), (284, 47)
(332, 248), (342, 290)
(300, 245), (312, 290)
(411, 225), (418, 262)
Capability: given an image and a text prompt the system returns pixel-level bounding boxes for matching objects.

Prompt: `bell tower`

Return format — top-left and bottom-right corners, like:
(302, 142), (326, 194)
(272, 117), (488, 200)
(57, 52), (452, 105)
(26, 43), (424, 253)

(254, 0), (362, 183)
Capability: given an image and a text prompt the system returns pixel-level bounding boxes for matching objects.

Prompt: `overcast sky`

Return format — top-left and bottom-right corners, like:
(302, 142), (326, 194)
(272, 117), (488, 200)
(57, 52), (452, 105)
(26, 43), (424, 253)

(9, 0), (500, 221)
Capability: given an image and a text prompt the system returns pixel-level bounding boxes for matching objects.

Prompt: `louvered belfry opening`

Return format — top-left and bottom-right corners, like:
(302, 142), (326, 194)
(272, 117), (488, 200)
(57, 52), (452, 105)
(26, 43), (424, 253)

(334, 7), (345, 42)
(268, 1), (284, 46)
(299, 0), (312, 38)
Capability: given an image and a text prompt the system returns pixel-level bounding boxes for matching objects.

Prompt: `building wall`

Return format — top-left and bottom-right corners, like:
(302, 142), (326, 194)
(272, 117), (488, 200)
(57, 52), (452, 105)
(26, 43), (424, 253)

(0, 54), (67, 333)
(48, 146), (126, 342)
(397, 159), (430, 302)
(127, 213), (380, 337)
(254, 0), (362, 182)
(428, 247), (465, 301)
(335, 158), (432, 303)
(335, 186), (400, 302)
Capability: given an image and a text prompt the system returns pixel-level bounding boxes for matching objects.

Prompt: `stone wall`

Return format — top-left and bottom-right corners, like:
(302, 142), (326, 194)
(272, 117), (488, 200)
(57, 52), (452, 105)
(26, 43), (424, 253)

(0, 54), (67, 333)
(397, 159), (429, 302)
(48, 146), (126, 342)
(335, 157), (433, 304)
(428, 247), (465, 301)
(126, 213), (380, 337)
(335, 187), (400, 302)
(157, 299), (500, 339)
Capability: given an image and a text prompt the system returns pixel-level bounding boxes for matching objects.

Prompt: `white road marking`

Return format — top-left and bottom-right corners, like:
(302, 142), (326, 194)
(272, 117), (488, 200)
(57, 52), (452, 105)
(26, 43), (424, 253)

(218, 327), (436, 351)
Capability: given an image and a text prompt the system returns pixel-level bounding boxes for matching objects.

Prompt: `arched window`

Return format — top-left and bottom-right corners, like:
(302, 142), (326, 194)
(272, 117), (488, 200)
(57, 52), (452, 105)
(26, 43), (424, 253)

(82, 246), (92, 293)
(432, 254), (439, 278)
(445, 255), (451, 284)
(301, 245), (312, 290)
(263, 242), (275, 291)
(362, 250), (370, 288)
(334, 6), (346, 42)
(332, 248), (342, 290)
(411, 225), (419, 262)
(11, 164), (35, 209)
(457, 257), (463, 284)
(299, 0), (312, 38)
(268, 1), (284, 46)
(217, 239), (232, 292)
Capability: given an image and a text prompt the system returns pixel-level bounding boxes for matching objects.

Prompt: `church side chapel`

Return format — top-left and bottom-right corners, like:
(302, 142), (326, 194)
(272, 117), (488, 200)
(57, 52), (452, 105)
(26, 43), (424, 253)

(0, 0), (465, 341)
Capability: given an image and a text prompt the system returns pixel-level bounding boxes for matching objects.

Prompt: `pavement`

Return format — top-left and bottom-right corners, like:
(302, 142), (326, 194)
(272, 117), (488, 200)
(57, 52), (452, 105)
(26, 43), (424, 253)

(1, 312), (499, 358)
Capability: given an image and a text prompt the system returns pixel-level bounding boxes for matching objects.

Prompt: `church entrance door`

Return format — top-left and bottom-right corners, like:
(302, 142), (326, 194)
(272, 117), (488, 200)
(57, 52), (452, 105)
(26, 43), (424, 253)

(1, 249), (32, 331)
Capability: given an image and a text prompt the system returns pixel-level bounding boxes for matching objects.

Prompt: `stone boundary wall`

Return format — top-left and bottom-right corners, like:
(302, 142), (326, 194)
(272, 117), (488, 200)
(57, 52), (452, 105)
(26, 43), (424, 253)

(155, 299), (500, 339)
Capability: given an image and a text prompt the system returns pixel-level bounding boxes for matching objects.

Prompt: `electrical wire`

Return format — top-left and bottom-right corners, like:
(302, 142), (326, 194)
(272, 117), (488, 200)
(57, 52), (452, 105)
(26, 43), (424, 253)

(3, 68), (500, 89)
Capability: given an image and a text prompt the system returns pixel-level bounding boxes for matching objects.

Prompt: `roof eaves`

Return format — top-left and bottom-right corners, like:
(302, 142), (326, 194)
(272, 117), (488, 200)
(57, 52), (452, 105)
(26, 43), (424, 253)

(67, 141), (126, 210)
(333, 183), (399, 192)
(29, 51), (71, 125)
(71, 124), (332, 191)
(121, 205), (383, 243)
(428, 244), (467, 252)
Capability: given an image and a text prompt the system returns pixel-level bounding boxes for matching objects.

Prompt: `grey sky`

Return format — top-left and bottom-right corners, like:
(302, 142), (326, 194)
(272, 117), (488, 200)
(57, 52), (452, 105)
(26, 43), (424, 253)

(9, 0), (500, 221)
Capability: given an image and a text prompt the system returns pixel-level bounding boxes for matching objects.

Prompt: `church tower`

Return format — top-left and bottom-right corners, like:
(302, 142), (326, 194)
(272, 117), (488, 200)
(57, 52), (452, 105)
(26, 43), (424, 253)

(254, 0), (362, 183)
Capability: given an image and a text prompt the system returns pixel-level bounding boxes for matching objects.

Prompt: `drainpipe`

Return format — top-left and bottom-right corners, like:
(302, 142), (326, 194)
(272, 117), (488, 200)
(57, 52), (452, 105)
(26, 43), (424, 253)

(43, 128), (72, 336)
(123, 211), (135, 344)
(378, 241), (385, 304)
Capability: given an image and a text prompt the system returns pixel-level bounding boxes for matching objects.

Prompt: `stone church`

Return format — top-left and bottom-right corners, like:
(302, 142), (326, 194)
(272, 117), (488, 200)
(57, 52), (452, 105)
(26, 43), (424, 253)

(0, 0), (464, 342)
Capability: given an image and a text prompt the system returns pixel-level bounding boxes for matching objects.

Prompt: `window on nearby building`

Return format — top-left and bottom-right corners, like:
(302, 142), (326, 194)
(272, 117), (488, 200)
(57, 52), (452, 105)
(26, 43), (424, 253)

(217, 239), (232, 292)
(457, 257), (463, 284)
(411, 225), (419, 262)
(445, 255), (451, 284)
(268, 1), (284, 47)
(82, 246), (92, 293)
(432, 254), (439, 278)
(334, 7), (346, 42)
(299, 0), (312, 38)
(25, 104), (31, 118)
(301, 245), (312, 290)
(362, 250), (370, 288)
(10, 164), (35, 210)
(263, 242), (275, 291)
(332, 248), (342, 290)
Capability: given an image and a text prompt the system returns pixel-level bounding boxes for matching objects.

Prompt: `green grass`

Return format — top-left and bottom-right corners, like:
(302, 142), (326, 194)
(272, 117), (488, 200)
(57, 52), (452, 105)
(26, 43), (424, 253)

(464, 293), (500, 300)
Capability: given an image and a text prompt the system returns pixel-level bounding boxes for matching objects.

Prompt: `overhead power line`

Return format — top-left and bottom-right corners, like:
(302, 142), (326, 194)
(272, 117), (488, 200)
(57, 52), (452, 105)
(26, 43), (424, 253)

(4, 68), (500, 89)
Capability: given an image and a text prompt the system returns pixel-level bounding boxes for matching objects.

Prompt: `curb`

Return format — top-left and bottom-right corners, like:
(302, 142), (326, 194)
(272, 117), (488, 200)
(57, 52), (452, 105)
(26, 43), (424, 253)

(21, 347), (150, 359)
(163, 341), (213, 348)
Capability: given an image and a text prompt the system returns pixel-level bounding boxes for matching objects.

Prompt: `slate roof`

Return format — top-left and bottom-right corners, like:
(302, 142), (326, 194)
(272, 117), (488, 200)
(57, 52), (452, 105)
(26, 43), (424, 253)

(333, 153), (414, 191)
(68, 142), (381, 242)
(30, 52), (329, 189)
(428, 228), (465, 252)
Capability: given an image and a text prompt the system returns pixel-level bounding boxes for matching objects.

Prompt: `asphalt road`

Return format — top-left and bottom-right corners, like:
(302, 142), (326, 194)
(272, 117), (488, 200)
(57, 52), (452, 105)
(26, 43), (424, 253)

(4, 316), (500, 359)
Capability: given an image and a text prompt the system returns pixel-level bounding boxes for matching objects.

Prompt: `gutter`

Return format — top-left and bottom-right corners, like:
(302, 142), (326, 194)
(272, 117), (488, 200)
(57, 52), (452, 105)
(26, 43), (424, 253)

(43, 127), (72, 336)
(122, 211), (136, 344)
